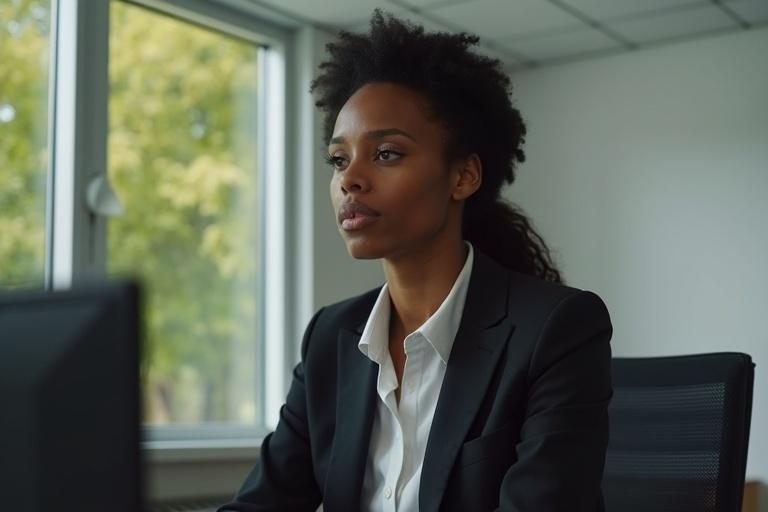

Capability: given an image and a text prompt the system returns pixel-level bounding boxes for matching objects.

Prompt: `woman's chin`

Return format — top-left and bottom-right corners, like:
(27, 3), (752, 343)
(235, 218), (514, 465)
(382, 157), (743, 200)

(343, 238), (385, 260)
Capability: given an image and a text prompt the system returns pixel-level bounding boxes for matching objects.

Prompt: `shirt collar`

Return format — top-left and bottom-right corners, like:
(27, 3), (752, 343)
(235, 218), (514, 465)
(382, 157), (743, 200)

(356, 280), (392, 365)
(358, 240), (474, 365)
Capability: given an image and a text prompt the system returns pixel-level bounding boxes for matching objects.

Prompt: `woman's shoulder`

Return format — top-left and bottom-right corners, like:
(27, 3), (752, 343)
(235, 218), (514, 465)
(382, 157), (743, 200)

(504, 268), (611, 330)
(307, 284), (383, 338)
(323, 284), (382, 319)
(297, 285), (383, 363)
(493, 269), (613, 383)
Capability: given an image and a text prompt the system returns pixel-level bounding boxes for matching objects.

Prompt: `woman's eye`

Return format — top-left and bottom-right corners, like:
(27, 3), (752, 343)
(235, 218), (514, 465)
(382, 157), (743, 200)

(325, 149), (402, 170)
(324, 154), (346, 170)
(377, 149), (402, 162)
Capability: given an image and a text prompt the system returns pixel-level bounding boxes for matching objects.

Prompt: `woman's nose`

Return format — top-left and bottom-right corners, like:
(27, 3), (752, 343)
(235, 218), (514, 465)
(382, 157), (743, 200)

(339, 158), (371, 194)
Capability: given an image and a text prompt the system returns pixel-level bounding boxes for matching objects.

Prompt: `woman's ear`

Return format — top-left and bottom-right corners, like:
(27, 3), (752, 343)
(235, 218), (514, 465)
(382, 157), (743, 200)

(451, 153), (482, 201)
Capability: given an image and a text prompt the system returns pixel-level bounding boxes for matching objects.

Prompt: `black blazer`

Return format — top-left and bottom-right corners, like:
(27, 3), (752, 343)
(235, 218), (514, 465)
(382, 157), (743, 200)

(219, 247), (613, 512)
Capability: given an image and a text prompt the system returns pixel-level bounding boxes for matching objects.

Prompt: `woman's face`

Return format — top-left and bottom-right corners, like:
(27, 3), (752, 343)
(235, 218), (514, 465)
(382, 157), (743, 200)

(328, 82), (470, 260)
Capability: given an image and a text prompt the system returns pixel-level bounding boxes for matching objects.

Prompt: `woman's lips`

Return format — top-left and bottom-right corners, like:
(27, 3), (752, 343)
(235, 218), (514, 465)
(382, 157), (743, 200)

(341, 213), (379, 231)
(337, 200), (381, 231)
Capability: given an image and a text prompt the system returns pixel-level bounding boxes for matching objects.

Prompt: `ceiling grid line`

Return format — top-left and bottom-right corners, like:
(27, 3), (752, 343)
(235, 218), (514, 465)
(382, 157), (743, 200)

(710, 0), (751, 28)
(507, 19), (768, 72)
(386, 0), (537, 64)
(545, 0), (638, 49)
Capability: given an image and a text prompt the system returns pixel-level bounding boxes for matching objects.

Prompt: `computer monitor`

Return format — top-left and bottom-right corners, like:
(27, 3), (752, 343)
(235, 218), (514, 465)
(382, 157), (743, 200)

(0, 281), (143, 512)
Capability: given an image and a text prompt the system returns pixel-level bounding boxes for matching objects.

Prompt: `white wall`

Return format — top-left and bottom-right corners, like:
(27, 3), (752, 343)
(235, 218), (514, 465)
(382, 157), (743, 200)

(509, 26), (768, 497)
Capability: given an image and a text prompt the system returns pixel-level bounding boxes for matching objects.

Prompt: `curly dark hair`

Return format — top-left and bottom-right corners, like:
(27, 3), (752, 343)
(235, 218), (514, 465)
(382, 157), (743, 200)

(309, 9), (563, 283)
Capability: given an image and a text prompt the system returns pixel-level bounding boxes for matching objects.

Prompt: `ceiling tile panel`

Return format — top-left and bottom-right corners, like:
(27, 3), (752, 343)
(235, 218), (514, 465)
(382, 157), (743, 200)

(429, 0), (580, 39)
(346, 11), (524, 66)
(250, 0), (756, 70)
(498, 27), (621, 61)
(607, 4), (739, 43)
(255, 0), (407, 27)
(726, 0), (768, 24)
(559, 0), (708, 21)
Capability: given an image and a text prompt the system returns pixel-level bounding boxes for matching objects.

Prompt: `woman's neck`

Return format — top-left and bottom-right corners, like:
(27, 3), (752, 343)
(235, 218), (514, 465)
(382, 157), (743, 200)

(383, 238), (468, 335)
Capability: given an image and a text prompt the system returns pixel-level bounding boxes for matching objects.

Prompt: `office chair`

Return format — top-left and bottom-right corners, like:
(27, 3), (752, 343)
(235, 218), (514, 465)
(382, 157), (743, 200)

(602, 352), (754, 512)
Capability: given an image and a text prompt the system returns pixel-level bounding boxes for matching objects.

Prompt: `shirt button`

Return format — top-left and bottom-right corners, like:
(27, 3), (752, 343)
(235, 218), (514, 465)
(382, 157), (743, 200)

(384, 487), (393, 499)
(407, 382), (415, 393)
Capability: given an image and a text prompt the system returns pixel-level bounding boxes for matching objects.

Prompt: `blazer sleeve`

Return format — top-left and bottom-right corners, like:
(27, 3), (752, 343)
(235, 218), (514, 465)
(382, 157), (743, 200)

(497, 290), (613, 512)
(217, 307), (326, 512)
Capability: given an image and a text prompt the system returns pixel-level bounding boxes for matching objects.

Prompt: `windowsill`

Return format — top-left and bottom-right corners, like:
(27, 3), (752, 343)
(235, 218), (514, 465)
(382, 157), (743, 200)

(143, 438), (262, 464)
(143, 439), (263, 503)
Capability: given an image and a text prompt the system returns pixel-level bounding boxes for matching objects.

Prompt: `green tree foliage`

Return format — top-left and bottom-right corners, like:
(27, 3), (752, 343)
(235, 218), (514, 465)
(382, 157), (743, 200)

(108, 2), (260, 424)
(0, 0), (50, 288)
(1, 1), (262, 425)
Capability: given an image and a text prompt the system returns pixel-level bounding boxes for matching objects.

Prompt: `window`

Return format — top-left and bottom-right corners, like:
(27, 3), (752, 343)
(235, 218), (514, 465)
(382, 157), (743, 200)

(1, 0), (294, 442)
(108, 1), (263, 427)
(0, 0), (51, 289)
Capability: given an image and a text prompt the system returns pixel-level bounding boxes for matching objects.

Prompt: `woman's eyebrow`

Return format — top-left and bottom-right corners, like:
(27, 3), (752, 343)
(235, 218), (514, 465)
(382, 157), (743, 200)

(330, 128), (416, 145)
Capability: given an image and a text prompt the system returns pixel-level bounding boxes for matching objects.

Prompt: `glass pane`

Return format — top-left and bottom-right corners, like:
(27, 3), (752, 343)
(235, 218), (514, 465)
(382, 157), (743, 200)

(0, 0), (51, 288)
(108, 1), (262, 426)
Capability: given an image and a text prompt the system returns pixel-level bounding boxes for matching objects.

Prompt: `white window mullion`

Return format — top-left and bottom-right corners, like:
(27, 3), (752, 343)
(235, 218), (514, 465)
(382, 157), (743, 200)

(50, 0), (109, 290)
(261, 44), (289, 430)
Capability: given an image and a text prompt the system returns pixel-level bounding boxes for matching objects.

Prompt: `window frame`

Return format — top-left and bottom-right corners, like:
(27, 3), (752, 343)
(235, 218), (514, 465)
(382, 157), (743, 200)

(47, 0), (300, 447)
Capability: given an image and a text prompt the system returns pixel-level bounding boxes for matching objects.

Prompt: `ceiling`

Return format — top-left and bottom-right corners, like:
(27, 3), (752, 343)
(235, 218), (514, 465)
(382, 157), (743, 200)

(248, 0), (768, 71)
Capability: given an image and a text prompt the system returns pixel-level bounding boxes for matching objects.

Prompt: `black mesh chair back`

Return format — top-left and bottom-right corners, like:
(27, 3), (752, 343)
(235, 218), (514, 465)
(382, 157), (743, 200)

(603, 352), (754, 512)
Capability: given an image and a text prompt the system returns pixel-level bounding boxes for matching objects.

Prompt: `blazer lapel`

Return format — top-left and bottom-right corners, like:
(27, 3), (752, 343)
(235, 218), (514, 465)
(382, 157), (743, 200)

(419, 249), (516, 512)
(322, 323), (378, 511)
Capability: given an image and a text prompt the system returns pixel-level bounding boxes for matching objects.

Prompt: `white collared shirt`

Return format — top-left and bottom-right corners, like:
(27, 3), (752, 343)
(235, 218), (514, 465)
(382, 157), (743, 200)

(358, 240), (474, 512)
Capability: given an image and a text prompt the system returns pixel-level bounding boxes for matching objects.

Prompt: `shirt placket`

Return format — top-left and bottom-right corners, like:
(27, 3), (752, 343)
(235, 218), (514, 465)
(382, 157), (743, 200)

(381, 356), (403, 512)
(396, 335), (423, 507)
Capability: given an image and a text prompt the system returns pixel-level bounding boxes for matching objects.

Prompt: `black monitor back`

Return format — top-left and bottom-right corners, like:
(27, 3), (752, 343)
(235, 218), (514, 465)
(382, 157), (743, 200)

(0, 281), (142, 512)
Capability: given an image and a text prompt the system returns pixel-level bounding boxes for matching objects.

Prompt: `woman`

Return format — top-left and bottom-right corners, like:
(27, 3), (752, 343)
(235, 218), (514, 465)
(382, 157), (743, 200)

(220, 9), (612, 512)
